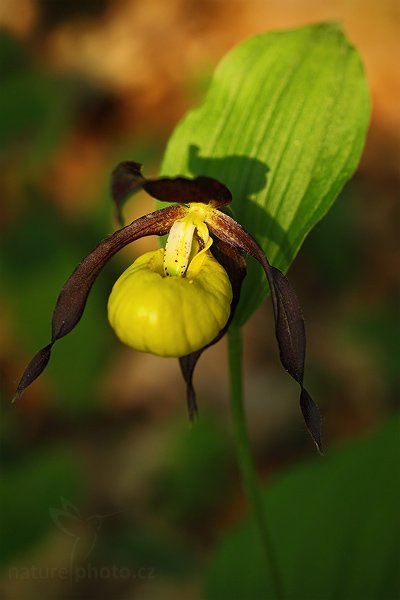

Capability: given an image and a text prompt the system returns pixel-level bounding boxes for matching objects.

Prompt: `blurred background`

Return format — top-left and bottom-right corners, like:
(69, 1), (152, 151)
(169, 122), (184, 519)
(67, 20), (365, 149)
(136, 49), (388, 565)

(0, 1), (399, 599)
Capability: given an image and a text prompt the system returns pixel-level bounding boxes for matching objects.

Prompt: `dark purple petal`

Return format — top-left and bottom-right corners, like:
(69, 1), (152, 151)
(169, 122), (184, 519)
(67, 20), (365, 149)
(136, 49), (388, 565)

(111, 161), (232, 225)
(207, 210), (322, 451)
(13, 205), (186, 401)
(179, 240), (247, 419)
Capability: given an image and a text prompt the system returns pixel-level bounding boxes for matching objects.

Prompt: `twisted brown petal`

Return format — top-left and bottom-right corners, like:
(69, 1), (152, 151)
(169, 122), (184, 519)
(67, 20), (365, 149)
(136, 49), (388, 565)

(13, 205), (186, 402)
(179, 240), (247, 419)
(207, 211), (323, 453)
(111, 161), (232, 225)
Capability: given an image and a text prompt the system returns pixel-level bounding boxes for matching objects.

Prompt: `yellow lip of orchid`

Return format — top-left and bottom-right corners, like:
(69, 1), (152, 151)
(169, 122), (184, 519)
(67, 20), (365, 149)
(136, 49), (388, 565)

(107, 246), (232, 357)
(108, 202), (232, 357)
(13, 161), (322, 451)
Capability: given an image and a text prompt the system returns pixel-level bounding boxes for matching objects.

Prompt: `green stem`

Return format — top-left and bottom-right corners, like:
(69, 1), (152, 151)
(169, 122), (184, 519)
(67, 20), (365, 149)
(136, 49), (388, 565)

(227, 327), (284, 600)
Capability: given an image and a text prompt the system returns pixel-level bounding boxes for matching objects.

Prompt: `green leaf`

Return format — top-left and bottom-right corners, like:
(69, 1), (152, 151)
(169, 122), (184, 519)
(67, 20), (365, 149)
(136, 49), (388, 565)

(204, 416), (400, 600)
(160, 23), (370, 325)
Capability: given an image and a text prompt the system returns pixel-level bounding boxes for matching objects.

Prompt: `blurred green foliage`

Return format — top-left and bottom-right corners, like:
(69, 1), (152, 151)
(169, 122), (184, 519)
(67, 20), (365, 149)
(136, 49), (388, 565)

(0, 30), (119, 415)
(0, 30), (72, 163)
(97, 525), (195, 579)
(343, 306), (400, 392)
(0, 449), (82, 566)
(1, 194), (115, 414)
(204, 416), (400, 600)
(151, 417), (233, 525)
(302, 184), (362, 291)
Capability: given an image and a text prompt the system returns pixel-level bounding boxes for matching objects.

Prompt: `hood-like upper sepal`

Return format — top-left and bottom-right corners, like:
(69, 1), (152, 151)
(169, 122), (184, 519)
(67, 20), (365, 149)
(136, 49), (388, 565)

(179, 240), (247, 419)
(13, 205), (185, 402)
(144, 176), (232, 208)
(111, 161), (232, 225)
(207, 210), (323, 453)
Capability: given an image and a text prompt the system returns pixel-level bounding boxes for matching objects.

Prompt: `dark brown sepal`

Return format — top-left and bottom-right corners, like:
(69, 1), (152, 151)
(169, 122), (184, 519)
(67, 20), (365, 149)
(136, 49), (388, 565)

(111, 161), (232, 225)
(13, 205), (185, 401)
(207, 211), (323, 451)
(144, 176), (232, 208)
(179, 240), (247, 420)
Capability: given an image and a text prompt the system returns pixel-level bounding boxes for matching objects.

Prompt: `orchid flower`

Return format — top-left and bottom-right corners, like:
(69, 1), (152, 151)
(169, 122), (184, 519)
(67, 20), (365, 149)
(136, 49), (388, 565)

(13, 161), (322, 452)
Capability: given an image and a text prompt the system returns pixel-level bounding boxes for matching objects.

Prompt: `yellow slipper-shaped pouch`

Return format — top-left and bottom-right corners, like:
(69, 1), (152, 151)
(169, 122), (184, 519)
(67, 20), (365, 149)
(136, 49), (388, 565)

(108, 246), (232, 357)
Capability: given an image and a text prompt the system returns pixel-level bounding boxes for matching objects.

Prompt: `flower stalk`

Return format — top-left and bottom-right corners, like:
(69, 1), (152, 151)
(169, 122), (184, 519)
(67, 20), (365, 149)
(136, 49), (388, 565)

(228, 327), (284, 600)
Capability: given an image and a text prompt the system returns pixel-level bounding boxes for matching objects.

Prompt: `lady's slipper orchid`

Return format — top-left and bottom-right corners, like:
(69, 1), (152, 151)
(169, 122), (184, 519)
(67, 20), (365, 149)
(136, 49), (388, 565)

(13, 161), (322, 452)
